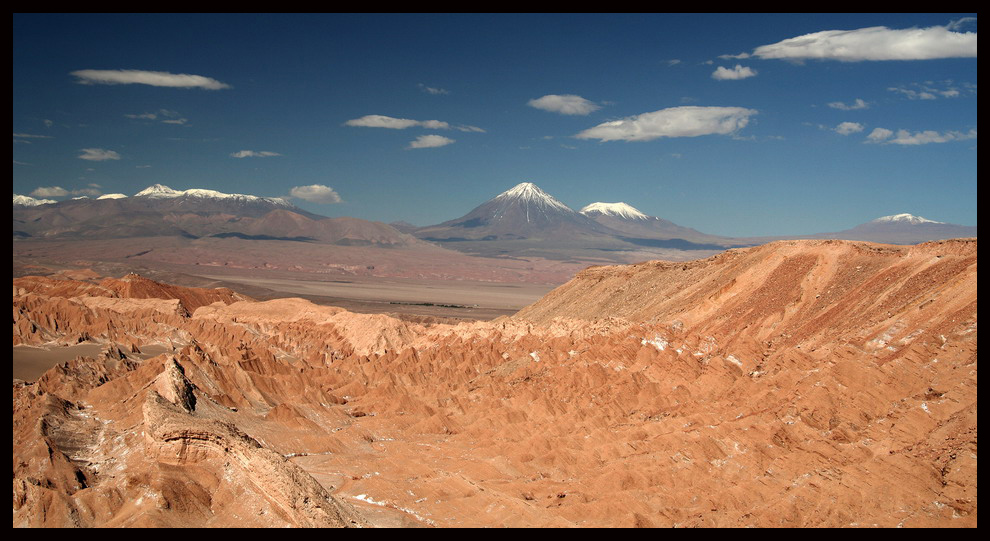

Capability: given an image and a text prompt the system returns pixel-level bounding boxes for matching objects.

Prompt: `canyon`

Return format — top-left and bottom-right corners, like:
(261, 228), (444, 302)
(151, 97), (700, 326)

(12, 238), (977, 527)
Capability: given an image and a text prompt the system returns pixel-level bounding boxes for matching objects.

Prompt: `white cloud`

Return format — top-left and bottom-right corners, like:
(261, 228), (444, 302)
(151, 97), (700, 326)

(867, 127), (977, 145)
(78, 148), (121, 161)
(711, 64), (757, 80)
(125, 112), (159, 120)
(345, 115), (448, 130)
(418, 120), (450, 130)
(30, 186), (69, 197)
(752, 24), (978, 62)
(827, 98), (869, 110)
(230, 150), (282, 158)
(13, 133), (53, 139)
(345, 115), (483, 133)
(71, 69), (230, 89)
(867, 128), (894, 143)
(834, 122), (865, 135)
(527, 94), (601, 115)
(28, 185), (102, 198)
(575, 106), (757, 142)
(289, 184), (342, 204)
(718, 52), (751, 60)
(408, 135), (455, 149)
(418, 83), (449, 95)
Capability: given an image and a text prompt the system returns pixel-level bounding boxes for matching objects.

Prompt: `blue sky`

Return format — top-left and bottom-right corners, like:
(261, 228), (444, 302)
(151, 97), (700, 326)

(13, 13), (977, 237)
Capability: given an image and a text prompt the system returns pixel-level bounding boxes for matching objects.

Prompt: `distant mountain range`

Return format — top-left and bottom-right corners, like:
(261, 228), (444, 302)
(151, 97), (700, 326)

(14, 182), (976, 262)
(12, 184), (418, 247)
(807, 213), (978, 245)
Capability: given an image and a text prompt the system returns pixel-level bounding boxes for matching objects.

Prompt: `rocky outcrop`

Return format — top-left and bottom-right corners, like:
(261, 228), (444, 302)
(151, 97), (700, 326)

(141, 367), (366, 528)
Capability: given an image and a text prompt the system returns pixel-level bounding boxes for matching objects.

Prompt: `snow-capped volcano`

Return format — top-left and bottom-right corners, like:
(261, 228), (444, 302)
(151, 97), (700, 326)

(870, 213), (944, 225)
(580, 202), (649, 220)
(494, 182), (572, 213)
(414, 181), (622, 249)
(580, 200), (741, 248)
(815, 213), (975, 244)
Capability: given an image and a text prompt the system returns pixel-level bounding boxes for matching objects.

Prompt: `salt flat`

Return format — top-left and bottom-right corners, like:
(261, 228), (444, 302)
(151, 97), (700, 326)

(194, 273), (555, 320)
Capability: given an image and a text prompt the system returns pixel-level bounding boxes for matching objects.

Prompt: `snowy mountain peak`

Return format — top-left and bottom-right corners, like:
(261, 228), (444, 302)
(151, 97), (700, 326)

(495, 182), (571, 212)
(135, 184), (182, 198)
(133, 184), (292, 206)
(96, 193), (128, 200)
(13, 194), (57, 207)
(580, 202), (649, 220)
(870, 213), (944, 225)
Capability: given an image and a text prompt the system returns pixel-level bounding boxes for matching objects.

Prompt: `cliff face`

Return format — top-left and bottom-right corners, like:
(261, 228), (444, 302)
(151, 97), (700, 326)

(12, 239), (978, 527)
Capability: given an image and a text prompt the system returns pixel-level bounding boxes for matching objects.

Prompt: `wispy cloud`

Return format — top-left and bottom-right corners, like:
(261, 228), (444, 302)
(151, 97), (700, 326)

(834, 122), (865, 135)
(289, 184), (342, 204)
(418, 83), (449, 95)
(78, 148), (121, 161)
(230, 150), (282, 158)
(888, 81), (970, 100)
(126, 109), (189, 125)
(751, 23), (978, 62)
(711, 64), (757, 80)
(946, 17), (977, 31)
(408, 135), (455, 149)
(827, 98), (869, 110)
(575, 106), (757, 142)
(71, 69), (231, 90)
(345, 114), (482, 133)
(346, 115), (446, 129)
(527, 94), (601, 116)
(866, 127), (977, 145)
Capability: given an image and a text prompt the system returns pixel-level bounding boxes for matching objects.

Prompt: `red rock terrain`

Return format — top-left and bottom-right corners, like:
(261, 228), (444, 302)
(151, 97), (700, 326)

(12, 239), (977, 527)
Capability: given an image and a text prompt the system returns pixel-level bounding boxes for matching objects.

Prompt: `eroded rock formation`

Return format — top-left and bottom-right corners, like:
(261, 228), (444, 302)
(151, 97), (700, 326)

(12, 239), (978, 527)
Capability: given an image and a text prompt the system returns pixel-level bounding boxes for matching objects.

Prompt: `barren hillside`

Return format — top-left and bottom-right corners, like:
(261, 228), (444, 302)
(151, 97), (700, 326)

(12, 239), (977, 527)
